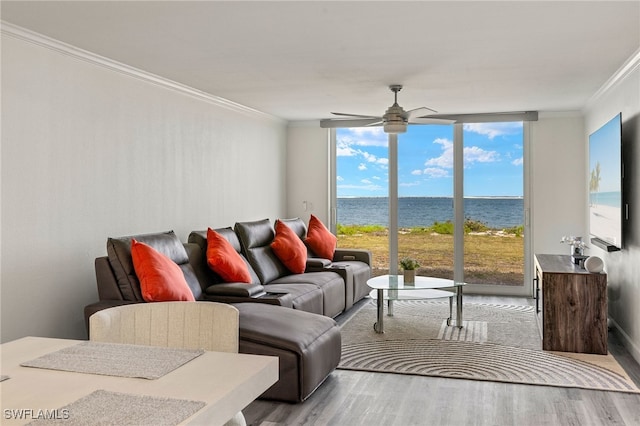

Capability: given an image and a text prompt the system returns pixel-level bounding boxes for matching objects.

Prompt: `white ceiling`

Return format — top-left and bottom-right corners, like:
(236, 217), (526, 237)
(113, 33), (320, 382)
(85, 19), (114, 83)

(2, 1), (639, 122)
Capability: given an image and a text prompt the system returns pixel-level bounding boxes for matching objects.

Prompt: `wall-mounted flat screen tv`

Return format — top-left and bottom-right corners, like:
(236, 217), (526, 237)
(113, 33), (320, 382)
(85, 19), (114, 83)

(589, 113), (622, 251)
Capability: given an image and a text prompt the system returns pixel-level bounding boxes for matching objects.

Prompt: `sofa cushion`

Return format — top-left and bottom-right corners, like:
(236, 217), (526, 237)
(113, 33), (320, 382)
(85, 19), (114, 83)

(262, 283), (323, 314)
(131, 239), (195, 302)
(206, 228), (252, 283)
(270, 271), (345, 318)
(278, 217), (307, 239)
(305, 214), (337, 260)
(235, 219), (290, 284)
(271, 220), (307, 274)
(107, 231), (202, 301)
(188, 229), (261, 286)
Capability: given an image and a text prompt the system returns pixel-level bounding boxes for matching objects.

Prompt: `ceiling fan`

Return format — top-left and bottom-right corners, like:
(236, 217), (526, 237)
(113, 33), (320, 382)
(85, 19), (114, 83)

(320, 85), (455, 134)
(320, 85), (539, 133)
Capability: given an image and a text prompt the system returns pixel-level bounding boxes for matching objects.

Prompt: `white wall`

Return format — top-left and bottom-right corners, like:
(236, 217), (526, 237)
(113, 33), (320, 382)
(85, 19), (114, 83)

(530, 113), (588, 256)
(286, 123), (330, 225)
(583, 52), (640, 362)
(1, 32), (287, 342)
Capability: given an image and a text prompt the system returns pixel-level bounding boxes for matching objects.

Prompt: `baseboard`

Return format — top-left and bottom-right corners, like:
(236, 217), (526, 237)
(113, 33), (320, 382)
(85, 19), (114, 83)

(609, 316), (640, 365)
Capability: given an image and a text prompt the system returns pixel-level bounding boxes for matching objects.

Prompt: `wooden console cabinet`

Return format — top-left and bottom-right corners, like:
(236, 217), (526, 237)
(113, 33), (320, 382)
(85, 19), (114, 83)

(534, 254), (607, 355)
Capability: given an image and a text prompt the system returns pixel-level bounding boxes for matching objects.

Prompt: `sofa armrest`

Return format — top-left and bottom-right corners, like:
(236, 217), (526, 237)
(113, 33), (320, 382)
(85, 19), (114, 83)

(306, 258), (332, 269)
(333, 248), (372, 265)
(204, 282), (266, 297)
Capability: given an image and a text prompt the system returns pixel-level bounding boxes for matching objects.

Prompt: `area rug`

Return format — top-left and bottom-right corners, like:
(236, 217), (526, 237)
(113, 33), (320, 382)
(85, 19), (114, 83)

(338, 300), (640, 393)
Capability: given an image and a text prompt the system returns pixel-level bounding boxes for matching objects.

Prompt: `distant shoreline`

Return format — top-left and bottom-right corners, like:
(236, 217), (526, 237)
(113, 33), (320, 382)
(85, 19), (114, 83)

(338, 196), (524, 199)
(338, 197), (524, 229)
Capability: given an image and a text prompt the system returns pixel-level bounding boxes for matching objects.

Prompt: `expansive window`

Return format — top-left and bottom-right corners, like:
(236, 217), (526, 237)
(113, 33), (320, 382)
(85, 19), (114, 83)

(335, 128), (390, 274)
(334, 121), (529, 293)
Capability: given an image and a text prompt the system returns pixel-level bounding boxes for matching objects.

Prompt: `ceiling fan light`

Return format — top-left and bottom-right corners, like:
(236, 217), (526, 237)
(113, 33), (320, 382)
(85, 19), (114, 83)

(384, 122), (407, 134)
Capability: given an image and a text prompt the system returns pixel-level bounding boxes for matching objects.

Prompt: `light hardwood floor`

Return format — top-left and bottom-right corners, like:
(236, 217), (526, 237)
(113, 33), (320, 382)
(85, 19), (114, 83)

(243, 295), (640, 426)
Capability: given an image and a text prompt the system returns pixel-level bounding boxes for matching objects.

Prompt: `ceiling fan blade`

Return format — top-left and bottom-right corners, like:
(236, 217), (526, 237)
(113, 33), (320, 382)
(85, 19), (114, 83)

(409, 117), (457, 125)
(426, 111), (538, 123)
(320, 118), (383, 129)
(331, 112), (380, 119)
(404, 107), (438, 120)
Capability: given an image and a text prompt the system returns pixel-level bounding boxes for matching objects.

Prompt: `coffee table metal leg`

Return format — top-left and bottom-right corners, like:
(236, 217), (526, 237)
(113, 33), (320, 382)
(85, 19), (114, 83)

(447, 295), (453, 326)
(374, 289), (384, 333)
(456, 285), (463, 328)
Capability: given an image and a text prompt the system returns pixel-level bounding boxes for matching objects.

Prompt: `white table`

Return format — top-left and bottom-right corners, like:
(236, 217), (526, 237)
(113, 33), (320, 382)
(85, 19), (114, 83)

(0, 337), (278, 425)
(367, 275), (465, 333)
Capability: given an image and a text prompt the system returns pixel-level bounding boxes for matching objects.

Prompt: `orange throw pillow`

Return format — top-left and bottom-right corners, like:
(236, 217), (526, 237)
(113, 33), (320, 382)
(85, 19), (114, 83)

(206, 228), (252, 283)
(271, 220), (307, 274)
(305, 214), (337, 260)
(131, 239), (195, 302)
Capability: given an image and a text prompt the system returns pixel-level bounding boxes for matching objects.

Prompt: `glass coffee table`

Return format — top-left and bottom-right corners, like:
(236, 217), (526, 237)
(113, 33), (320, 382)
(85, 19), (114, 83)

(367, 274), (465, 333)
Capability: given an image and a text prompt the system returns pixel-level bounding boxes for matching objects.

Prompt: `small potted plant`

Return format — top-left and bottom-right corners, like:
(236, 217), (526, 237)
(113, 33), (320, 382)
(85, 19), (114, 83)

(400, 257), (420, 285)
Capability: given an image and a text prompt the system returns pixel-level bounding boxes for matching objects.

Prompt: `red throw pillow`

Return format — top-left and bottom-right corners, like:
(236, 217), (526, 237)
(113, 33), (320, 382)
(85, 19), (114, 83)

(305, 214), (337, 260)
(131, 239), (195, 302)
(206, 228), (252, 283)
(271, 220), (307, 274)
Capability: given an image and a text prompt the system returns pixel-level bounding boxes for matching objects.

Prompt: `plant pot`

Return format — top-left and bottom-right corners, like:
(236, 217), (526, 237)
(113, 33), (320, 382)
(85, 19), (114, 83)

(403, 269), (415, 285)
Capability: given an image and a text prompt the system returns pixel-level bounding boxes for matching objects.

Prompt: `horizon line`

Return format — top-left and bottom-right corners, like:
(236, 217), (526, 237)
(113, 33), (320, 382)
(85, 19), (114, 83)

(338, 195), (524, 199)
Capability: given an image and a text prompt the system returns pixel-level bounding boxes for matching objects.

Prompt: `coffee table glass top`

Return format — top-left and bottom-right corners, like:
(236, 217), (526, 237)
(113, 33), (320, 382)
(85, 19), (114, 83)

(367, 274), (464, 290)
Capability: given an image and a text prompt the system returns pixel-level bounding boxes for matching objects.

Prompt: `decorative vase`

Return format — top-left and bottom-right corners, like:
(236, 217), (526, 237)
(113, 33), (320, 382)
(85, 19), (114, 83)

(403, 269), (415, 285)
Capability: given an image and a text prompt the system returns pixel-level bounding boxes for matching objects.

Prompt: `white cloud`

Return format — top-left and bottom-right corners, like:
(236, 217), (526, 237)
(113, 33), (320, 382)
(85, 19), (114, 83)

(362, 152), (376, 162)
(424, 137), (499, 168)
(425, 138), (454, 168)
(423, 167), (449, 178)
(463, 122), (522, 140)
(411, 167), (448, 178)
(465, 146), (500, 163)
(372, 176), (381, 180)
(400, 181), (421, 187)
(339, 128), (387, 147)
(336, 175), (344, 181)
(338, 183), (383, 192)
(336, 141), (358, 157)
(358, 163), (367, 171)
(361, 179), (372, 184)
(512, 157), (523, 166)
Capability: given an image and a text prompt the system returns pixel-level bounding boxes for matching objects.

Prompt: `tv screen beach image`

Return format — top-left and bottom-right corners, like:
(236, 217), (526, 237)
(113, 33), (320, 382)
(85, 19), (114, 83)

(589, 113), (622, 248)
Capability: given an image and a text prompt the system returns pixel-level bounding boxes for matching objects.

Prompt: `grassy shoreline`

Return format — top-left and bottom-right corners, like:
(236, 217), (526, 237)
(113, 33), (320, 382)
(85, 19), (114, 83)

(337, 222), (525, 286)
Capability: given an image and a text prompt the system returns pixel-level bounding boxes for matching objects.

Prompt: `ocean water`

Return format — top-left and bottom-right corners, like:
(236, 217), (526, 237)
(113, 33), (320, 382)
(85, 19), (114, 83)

(589, 191), (621, 208)
(337, 197), (524, 229)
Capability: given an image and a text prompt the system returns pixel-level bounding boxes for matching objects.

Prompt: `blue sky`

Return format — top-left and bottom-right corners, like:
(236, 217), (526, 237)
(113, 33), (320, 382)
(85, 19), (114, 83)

(589, 113), (621, 194)
(337, 122), (524, 197)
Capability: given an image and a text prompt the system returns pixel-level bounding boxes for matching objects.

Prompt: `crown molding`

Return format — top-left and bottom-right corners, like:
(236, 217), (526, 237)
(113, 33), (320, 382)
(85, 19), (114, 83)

(1, 21), (286, 125)
(585, 47), (640, 110)
(537, 111), (584, 119)
(287, 120), (322, 128)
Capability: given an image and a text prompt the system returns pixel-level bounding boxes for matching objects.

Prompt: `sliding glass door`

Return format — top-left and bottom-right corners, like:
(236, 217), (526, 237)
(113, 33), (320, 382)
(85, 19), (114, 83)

(462, 122), (527, 292)
(397, 125), (455, 280)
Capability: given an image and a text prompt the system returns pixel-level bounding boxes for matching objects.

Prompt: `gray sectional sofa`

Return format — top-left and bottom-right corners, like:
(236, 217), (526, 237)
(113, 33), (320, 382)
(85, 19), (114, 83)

(84, 217), (372, 402)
